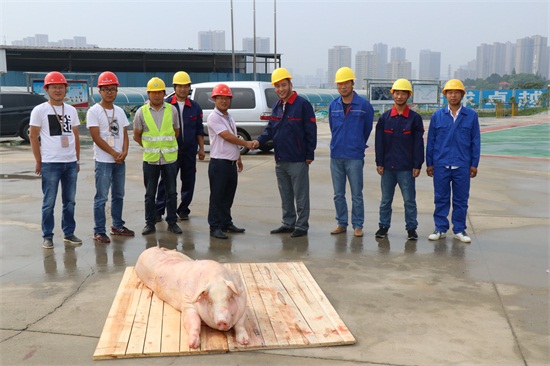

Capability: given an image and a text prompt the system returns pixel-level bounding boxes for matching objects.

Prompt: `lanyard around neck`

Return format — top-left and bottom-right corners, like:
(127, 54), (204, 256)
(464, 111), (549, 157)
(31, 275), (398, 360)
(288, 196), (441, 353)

(48, 101), (65, 127)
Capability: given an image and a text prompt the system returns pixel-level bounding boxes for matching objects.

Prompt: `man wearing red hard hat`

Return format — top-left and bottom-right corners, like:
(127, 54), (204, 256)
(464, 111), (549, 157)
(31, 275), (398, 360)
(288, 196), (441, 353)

(29, 71), (82, 249)
(206, 84), (254, 239)
(86, 71), (134, 244)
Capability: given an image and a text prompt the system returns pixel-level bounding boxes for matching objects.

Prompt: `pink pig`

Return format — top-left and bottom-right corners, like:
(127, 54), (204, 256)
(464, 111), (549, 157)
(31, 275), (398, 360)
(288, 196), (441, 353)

(135, 246), (249, 349)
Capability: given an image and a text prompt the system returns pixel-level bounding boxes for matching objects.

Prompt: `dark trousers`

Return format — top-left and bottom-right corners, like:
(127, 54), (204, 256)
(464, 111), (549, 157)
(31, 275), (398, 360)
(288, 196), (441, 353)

(208, 159), (238, 230)
(143, 161), (178, 226)
(156, 152), (197, 217)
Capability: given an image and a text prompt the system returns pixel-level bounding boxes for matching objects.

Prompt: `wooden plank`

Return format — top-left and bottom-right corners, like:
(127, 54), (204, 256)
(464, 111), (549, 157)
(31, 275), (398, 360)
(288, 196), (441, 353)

(113, 275), (144, 356)
(251, 263), (294, 347)
(160, 302), (181, 355)
(273, 262), (343, 346)
(200, 324), (228, 354)
(143, 292), (164, 355)
(92, 267), (140, 360)
(226, 263), (266, 351)
(292, 262), (355, 344)
(125, 285), (153, 356)
(269, 263), (320, 346)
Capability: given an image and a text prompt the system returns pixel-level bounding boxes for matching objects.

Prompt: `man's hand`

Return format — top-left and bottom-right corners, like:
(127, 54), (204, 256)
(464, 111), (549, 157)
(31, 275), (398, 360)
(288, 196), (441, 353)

(426, 166), (434, 177)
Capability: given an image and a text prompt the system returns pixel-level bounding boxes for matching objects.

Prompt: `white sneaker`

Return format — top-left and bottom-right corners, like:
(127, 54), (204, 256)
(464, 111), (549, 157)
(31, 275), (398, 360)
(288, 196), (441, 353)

(453, 232), (471, 243)
(428, 230), (446, 240)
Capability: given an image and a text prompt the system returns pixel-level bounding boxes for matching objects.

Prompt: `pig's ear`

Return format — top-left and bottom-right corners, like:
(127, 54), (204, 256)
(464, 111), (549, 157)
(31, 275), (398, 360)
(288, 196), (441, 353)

(225, 280), (240, 295)
(192, 288), (208, 303)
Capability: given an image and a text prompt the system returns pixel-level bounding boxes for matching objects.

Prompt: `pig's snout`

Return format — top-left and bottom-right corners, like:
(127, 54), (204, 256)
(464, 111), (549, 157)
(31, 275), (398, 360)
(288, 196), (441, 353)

(214, 308), (232, 331)
(216, 320), (230, 331)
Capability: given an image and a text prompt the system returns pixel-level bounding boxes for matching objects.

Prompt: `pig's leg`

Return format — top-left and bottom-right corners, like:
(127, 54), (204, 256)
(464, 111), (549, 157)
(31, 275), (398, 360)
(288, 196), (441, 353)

(182, 308), (202, 349)
(233, 313), (250, 345)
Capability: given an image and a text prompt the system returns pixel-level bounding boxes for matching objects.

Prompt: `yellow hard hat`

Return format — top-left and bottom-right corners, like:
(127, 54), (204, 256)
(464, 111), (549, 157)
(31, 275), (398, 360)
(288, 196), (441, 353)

(442, 79), (466, 94)
(271, 67), (292, 85)
(147, 77), (166, 92)
(173, 71), (191, 85)
(391, 78), (413, 94)
(334, 67), (356, 83)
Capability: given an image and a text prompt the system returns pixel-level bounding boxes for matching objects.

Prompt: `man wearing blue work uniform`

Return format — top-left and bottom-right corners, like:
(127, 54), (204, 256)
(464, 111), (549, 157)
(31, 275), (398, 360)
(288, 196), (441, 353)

(426, 79), (480, 243)
(328, 67), (373, 238)
(253, 67), (317, 238)
(156, 71), (205, 222)
(375, 79), (424, 241)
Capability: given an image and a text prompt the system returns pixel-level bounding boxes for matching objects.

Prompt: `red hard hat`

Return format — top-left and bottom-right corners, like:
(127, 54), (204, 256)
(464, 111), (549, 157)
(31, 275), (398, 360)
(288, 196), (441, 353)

(211, 84), (233, 98)
(43, 71), (68, 88)
(97, 71), (120, 87)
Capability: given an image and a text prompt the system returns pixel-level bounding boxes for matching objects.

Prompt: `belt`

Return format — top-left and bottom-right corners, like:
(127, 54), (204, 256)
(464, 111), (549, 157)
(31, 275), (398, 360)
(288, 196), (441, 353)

(211, 158), (238, 165)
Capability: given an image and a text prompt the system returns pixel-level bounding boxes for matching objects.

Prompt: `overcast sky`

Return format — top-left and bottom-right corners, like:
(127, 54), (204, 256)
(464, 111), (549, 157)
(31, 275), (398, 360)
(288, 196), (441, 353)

(1, 0), (548, 78)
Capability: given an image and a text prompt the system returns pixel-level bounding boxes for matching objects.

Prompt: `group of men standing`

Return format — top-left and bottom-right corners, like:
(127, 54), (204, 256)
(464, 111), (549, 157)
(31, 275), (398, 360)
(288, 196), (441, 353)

(29, 67), (479, 249)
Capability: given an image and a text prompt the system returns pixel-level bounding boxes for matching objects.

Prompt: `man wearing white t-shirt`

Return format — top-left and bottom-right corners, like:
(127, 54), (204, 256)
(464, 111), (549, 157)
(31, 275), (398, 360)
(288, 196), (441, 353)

(87, 71), (134, 244)
(29, 71), (82, 249)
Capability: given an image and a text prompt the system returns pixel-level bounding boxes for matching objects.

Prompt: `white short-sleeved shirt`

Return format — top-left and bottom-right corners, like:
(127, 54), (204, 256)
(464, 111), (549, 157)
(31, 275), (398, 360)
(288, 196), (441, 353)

(29, 102), (80, 163)
(86, 103), (130, 163)
(207, 108), (240, 161)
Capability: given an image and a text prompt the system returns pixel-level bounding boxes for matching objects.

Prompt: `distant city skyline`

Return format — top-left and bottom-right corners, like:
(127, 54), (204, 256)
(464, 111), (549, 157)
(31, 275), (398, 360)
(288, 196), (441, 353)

(9, 32), (548, 89)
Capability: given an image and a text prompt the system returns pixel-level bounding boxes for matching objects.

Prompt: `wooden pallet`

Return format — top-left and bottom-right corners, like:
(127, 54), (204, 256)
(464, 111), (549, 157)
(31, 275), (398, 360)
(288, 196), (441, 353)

(93, 262), (355, 360)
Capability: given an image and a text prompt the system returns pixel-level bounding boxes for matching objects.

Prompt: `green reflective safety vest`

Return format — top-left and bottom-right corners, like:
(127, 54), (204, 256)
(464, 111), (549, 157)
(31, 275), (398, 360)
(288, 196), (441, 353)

(141, 103), (178, 163)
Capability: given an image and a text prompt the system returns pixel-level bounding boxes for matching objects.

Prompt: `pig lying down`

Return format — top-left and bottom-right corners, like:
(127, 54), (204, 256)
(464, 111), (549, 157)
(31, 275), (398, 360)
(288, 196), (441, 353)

(135, 246), (250, 348)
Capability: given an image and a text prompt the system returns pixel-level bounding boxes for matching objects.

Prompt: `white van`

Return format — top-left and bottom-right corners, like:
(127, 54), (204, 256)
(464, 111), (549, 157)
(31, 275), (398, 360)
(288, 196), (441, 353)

(190, 81), (278, 154)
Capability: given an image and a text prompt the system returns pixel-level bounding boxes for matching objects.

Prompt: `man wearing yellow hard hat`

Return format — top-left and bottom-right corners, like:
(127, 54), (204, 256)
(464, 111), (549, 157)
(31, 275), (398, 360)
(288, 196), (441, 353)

(328, 67), (374, 238)
(253, 67), (317, 238)
(426, 79), (480, 243)
(374, 78), (424, 241)
(155, 71), (205, 223)
(133, 77), (182, 236)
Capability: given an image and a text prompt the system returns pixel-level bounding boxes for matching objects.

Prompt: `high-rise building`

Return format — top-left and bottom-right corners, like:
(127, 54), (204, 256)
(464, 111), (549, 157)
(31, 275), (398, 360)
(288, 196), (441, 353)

(515, 36), (535, 74)
(242, 37), (270, 53)
(355, 51), (379, 89)
(373, 43), (388, 78)
(384, 60), (412, 79)
(476, 43), (493, 79)
(504, 42), (516, 75)
(531, 35), (548, 77)
(328, 45), (352, 85)
(390, 47), (406, 62)
(198, 30), (225, 51)
(419, 49), (441, 79)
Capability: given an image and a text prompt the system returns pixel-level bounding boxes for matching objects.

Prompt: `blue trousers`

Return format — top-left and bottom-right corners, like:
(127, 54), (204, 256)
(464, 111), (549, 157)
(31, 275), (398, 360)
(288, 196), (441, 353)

(93, 161), (126, 234)
(330, 158), (364, 229)
(41, 162), (78, 239)
(378, 169), (418, 230)
(432, 166), (471, 234)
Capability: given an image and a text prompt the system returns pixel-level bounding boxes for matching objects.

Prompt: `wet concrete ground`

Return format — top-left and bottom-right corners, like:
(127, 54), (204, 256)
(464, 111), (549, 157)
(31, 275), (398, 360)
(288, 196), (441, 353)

(0, 113), (548, 365)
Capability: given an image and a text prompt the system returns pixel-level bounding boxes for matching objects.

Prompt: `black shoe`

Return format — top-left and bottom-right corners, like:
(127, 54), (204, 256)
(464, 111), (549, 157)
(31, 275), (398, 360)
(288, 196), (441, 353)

(142, 225), (156, 235)
(223, 224), (245, 233)
(178, 212), (189, 221)
(168, 224), (182, 234)
(210, 228), (228, 239)
(156, 215), (163, 223)
(407, 229), (418, 240)
(375, 227), (389, 238)
(290, 229), (307, 238)
(270, 225), (295, 234)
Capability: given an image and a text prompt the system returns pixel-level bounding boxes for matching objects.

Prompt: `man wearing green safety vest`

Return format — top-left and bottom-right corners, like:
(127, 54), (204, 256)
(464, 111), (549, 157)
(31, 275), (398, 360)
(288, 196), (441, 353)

(133, 77), (182, 235)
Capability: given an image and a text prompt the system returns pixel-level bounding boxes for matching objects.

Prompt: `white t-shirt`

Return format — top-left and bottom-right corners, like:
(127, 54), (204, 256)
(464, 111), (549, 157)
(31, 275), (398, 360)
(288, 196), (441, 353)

(86, 103), (130, 163)
(207, 108), (240, 161)
(29, 102), (80, 163)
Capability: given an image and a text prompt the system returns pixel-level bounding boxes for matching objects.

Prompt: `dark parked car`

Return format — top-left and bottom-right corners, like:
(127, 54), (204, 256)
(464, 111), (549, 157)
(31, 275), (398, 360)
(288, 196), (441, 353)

(0, 92), (48, 141)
